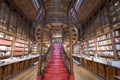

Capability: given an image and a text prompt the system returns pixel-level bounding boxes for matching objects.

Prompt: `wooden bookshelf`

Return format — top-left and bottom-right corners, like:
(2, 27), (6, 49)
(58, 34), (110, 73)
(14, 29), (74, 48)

(96, 33), (114, 58)
(88, 38), (96, 55)
(80, 0), (120, 60)
(80, 41), (88, 55)
(113, 27), (120, 58)
(13, 38), (29, 56)
(0, 2), (35, 59)
(0, 32), (13, 59)
(31, 43), (38, 54)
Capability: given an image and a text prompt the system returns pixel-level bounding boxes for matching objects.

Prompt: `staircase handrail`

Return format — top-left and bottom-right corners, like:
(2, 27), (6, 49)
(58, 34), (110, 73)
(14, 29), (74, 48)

(62, 45), (70, 73)
(42, 45), (52, 72)
(62, 46), (70, 61)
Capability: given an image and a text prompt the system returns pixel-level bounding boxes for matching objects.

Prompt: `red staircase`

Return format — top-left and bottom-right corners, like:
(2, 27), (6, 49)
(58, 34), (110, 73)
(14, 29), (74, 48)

(37, 43), (74, 80)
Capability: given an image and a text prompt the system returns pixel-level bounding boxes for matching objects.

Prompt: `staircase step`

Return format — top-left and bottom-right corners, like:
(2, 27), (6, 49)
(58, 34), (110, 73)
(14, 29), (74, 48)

(49, 63), (64, 65)
(46, 68), (66, 70)
(43, 77), (69, 80)
(47, 66), (65, 67)
(43, 78), (69, 80)
(47, 65), (65, 67)
(49, 62), (64, 63)
(50, 57), (62, 59)
(47, 66), (65, 68)
(51, 55), (62, 57)
(39, 43), (71, 80)
(45, 69), (67, 73)
(49, 62), (64, 64)
(50, 58), (63, 60)
(50, 59), (63, 61)
(49, 60), (63, 62)
(45, 71), (67, 73)
(51, 54), (61, 55)
(44, 73), (69, 77)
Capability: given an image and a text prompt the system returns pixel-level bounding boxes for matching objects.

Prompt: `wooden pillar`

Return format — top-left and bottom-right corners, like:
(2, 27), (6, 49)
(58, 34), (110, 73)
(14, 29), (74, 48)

(68, 0), (77, 74)
(110, 25), (118, 60)
(11, 12), (19, 58)
(62, 33), (64, 43)
(38, 30), (43, 75)
(69, 27), (73, 75)
(44, 46), (47, 66)
(11, 34), (16, 58)
(50, 31), (52, 44)
(40, 30), (43, 73)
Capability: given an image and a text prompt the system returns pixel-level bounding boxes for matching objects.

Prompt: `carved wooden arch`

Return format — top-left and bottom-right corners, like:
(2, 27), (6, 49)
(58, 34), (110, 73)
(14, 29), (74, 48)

(35, 23), (44, 44)
(70, 24), (78, 45)
(51, 26), (63, 36)
(63, 24), (78, 45)
(35, 22), (78, 45)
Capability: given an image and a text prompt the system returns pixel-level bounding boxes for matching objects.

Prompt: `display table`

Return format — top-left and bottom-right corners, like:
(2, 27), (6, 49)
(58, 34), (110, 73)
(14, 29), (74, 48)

(73, 55), (120, 80)
(114, 76), (120, 80)
(0, 55), (39, 80)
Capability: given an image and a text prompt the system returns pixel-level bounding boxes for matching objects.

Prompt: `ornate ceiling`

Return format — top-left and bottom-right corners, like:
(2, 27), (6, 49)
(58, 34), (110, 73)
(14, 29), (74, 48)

(35, 22), (78, 45)
(77, 0), (103, 23)
(43, 0), (69, 23)
(9, 0), (103, 45)
(11, 0), (103, 23)
(43, 0), (68, 13)
(12, 0), (38, 22)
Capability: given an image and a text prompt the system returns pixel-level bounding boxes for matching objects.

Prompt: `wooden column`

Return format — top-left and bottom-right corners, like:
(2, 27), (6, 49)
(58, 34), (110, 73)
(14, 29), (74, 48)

(44, 45), (47, 68)
(110, 23), (118, 60)
(50, 34), (52, 43)
(69, 27), (73, 75)
(62, 32), (64, 43)
(68, 1), (76, 74)
(11, 12), (19, 58)
(40, 30), (43, 73)
(38, 29), (43, 75)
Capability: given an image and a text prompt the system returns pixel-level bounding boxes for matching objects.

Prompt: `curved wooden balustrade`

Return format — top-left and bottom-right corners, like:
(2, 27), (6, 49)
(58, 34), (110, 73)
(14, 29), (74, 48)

(62, 46), (71, 73)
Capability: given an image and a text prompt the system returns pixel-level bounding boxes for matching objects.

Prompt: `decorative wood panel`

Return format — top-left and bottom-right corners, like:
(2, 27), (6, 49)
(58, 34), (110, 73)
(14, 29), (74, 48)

(77, 0), (102, 23)
(13, 0), (37, 21)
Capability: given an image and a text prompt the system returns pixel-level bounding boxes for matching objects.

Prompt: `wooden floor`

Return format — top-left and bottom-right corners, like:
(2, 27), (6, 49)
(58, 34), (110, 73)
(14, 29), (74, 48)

(10, 64), (103, 80)
(74, 63), (103, 80)
(10, 66), (38, 80)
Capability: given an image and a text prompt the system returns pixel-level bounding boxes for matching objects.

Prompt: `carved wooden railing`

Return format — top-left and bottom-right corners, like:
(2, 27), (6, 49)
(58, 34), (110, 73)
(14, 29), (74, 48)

(62, 46), (71, 74)
(41, 44), (71, 74)
(42, 45), (52, 72)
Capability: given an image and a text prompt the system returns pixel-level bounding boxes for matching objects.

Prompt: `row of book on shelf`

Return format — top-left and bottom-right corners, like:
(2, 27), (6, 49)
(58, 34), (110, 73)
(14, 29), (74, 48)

(0, 31), (38, 57)
(80, 29), (120, 58)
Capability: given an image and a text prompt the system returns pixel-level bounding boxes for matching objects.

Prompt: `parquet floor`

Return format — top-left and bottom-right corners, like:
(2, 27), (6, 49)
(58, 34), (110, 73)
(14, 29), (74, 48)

(73, 63), (103, 80)
(10, 66), (38, 80)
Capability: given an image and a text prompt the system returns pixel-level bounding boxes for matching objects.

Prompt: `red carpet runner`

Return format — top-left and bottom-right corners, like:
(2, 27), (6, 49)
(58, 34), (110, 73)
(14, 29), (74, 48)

(37, 43), (74, 80)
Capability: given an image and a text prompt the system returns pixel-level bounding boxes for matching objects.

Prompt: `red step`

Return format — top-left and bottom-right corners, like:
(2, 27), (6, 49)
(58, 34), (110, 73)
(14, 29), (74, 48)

(43, 73), (69, 78)
(37, 44), (74, 80)
(45, 71), (67, 74)
(47, 66), (66, 68)
(46, 68), (66, 71)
